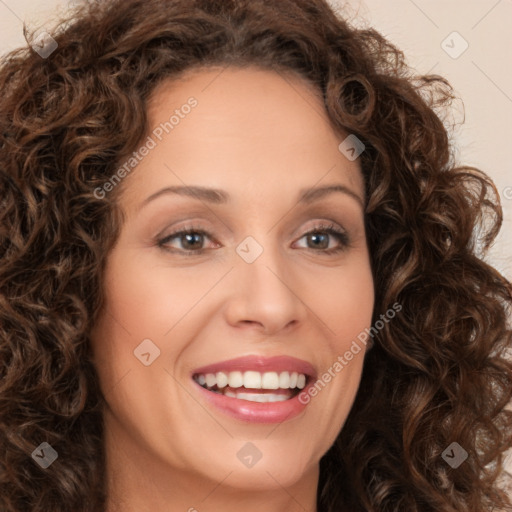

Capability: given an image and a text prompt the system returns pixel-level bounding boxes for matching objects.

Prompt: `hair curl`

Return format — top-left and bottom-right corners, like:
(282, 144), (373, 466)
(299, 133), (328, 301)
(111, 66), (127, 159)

(1, 0), (511, 510)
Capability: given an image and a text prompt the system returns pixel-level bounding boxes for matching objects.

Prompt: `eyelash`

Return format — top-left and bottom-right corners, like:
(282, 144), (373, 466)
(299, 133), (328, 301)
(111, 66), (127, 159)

(156, 222), (351, 256)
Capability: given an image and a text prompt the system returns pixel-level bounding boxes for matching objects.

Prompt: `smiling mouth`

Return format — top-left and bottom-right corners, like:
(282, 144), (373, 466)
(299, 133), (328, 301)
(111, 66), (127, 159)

(192, 372), (309, 402)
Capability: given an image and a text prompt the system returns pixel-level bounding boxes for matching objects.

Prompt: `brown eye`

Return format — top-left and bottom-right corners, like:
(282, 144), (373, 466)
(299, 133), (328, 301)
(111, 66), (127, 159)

(158, 226), (215, 254)
(295, 223), (351, 254)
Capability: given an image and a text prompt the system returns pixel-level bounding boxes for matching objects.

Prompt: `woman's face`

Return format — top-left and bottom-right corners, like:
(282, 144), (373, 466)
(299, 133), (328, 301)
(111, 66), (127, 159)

(90, 66), (374, 509)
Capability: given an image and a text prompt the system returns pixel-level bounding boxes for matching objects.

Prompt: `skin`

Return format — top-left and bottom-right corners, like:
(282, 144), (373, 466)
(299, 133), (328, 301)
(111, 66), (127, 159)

(89, 66), (375, 512)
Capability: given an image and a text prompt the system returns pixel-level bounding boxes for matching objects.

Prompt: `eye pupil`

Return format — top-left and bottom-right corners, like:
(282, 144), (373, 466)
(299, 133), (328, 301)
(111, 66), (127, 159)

(183, 233), (203, 249)
(309, 233), (328, 249)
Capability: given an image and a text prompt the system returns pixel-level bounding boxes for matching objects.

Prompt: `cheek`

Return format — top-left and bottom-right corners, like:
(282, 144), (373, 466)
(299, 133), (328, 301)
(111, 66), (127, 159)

(306, 260), (374, 341)
(89, 252), (216, 384)
(303, 267), (373, 445)
(303, 257), (373, 400)
(99, 248), (200, 334)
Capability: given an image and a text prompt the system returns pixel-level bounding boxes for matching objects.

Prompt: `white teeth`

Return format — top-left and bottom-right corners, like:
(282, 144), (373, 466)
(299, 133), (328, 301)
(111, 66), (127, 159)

(261, 372), (279, 389)
(216, 371), (229, 388)
(195, 370), (308, 390)
(278, 371), (290, 389)
(266, 394), (289, 402)
(235, 392), (289, 403)
(243, 371), (262, 389)
(205, 373), (216, 388)
(228, 371), (243, 388)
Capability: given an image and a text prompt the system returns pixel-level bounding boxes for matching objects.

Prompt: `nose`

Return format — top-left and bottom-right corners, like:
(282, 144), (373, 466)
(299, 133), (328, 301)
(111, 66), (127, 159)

(223, 241), (307, 336)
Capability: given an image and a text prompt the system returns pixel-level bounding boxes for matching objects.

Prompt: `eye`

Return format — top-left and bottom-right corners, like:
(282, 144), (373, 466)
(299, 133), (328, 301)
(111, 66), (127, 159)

(157, 224), (217, 254)
(156, 222), (351, 255)
(294, 222), (351, 254)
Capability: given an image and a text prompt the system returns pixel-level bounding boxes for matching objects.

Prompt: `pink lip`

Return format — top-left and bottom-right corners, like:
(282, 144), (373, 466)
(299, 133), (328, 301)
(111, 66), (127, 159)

(191, 355), (317, 379)
(190, 355), (317, 423)
(193, 379), (316, 423)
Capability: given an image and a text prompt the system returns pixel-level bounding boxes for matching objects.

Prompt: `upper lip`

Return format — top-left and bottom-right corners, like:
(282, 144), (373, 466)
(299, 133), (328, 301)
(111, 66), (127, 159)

(191, 355), (317, 380)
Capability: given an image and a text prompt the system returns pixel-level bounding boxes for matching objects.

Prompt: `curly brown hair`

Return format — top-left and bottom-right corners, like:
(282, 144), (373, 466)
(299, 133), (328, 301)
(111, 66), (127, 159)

(1, 0), (511, 510)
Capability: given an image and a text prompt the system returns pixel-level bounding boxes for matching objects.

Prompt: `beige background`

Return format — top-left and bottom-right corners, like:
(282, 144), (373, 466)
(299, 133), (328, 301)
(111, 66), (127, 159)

(1, 0), (511, 476)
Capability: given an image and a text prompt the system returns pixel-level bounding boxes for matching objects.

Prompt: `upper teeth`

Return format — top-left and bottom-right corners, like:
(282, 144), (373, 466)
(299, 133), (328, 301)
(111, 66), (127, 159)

(194, 371), (307, 390)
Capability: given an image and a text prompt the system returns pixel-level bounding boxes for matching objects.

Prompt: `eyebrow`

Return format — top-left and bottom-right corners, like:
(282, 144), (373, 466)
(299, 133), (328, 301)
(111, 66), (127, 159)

(138, 183), (364, 211)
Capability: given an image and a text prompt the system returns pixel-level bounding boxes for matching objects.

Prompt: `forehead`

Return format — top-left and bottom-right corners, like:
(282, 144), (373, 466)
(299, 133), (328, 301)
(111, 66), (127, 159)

(120, 66), (364, 208)
(148, 65), (324, 112)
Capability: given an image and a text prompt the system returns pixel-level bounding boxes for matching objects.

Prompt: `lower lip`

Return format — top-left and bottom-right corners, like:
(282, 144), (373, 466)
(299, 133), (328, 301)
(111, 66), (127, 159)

(192, 380), (314, 423)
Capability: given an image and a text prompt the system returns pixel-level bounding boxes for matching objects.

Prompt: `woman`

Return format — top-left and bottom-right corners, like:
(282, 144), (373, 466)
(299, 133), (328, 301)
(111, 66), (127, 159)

(0, 0), (511, 510)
